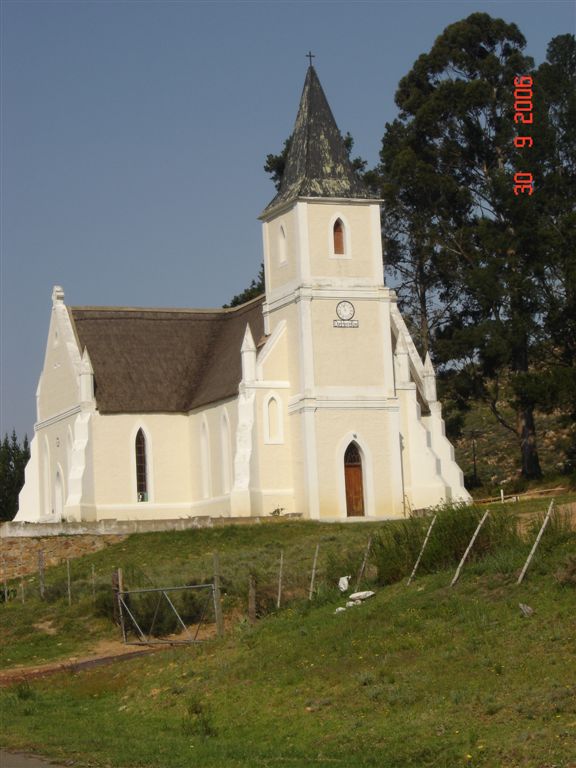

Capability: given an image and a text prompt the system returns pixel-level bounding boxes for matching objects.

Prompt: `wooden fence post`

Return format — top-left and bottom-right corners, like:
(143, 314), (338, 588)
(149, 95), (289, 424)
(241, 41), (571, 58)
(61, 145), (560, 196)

(309, 543), (320, 601)
(517, 500), (555, 585)
(248, 574), (257, 625)
(407, 515), (437, 586)
(111, 567), (127, 641)
(38, 550), (45, 600)
(276, 550), (284, 610)
(450, 511), (489, 587)
(117, 567), (126, 642)
(213, 552), (224, 638)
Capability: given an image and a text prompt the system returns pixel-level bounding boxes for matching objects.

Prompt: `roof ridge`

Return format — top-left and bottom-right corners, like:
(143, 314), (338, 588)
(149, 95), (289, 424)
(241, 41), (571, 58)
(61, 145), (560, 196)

(70, 294), (265, 316)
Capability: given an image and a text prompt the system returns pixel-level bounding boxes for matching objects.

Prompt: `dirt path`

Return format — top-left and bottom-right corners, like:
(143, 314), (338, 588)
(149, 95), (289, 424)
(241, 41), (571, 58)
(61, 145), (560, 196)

(0, 621), (219, 688)
(0, 639), (168, 687)
(0, 751), (70, 767)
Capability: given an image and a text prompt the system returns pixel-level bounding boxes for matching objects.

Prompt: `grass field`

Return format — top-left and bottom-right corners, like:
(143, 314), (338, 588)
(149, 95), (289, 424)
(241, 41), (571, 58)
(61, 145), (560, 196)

(1, 501), (575, 767)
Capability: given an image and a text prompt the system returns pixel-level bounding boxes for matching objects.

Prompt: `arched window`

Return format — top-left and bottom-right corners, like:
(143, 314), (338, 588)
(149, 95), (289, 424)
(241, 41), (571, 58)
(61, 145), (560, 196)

(333, 218), (345, 255)
(135, 428), (148, 502)
(278, 224), (287, 264)
(264, 394), (283, 444)
(344, 441), (364, 517)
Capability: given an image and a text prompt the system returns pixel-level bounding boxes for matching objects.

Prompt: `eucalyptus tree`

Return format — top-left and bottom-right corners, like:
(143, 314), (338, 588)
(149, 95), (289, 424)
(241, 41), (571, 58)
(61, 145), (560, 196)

(379, 12), (548, 477)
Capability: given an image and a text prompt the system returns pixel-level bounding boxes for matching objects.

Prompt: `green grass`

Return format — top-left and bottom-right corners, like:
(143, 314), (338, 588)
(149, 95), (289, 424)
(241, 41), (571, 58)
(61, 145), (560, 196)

(1, 542), (574, 767)
(0, 520), (386, 669)
(1, 507), (575, 767)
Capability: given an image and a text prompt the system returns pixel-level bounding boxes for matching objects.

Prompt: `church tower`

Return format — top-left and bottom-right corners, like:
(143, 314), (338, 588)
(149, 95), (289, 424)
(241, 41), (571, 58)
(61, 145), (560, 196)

(258, 65), (469, 518)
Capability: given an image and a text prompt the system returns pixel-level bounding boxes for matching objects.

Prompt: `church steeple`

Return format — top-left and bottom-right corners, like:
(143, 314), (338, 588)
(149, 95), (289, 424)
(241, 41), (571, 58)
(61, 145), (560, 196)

(263, 66), (374, 215)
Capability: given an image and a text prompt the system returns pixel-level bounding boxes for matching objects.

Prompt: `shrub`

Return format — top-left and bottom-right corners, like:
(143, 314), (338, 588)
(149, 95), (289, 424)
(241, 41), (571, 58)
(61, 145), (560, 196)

(373, 502), (523, 585)
(555, 554), (576, 587)
(372, 517), (424, 585)
(93, 585), (117, 621)
(181, 696), (217, 738)
(43, 580), (69, 604)
(324, 547), (365, 589)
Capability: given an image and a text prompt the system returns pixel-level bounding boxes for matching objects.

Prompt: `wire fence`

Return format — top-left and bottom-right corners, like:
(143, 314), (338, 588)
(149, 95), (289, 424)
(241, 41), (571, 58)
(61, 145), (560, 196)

(1, 499), (574, 645)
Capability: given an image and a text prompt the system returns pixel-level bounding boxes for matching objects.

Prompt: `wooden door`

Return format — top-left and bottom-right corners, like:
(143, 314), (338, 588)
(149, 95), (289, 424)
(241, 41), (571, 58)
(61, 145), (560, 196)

(345, 443), (364, 517)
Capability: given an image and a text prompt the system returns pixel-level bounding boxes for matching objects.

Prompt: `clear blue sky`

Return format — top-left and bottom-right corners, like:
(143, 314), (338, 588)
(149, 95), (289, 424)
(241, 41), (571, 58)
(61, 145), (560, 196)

(1, 0), (574, 440)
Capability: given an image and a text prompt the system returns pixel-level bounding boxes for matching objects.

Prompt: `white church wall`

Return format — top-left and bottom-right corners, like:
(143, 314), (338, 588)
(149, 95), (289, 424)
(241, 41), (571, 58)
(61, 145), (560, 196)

(31, 413), (80, 520)
(423, 403), (470, 502)
(187, 398), (240, 517)
(312, 298), (385, 388)
(397, 387), (450, 511)
(313, 408), (405, 519)
(65, 411), (96, 522)
(250, 388), (295, 517)
(90, 413), (195, 518)
(307, 202), (382, 282)
(37, 290), (82, 424)
(17, 288), (87, 522)
(263, 207), (300, 295)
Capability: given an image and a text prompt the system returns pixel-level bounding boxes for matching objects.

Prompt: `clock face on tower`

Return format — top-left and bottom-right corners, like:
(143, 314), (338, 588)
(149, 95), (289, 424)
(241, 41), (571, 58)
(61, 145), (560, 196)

(336, 301), (355, 321)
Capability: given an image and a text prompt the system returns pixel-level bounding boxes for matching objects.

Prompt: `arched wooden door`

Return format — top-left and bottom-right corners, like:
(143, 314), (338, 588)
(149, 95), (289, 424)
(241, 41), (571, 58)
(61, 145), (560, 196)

(344, 442), (364, 517)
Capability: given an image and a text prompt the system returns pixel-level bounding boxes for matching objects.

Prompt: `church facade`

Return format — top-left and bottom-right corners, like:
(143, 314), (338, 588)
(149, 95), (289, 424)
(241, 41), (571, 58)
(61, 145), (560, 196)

(16, 66), (470, 525)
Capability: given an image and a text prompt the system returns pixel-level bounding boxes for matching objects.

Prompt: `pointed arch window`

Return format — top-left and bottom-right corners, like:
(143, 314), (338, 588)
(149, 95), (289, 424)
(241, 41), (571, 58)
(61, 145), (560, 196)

(333, 218), (345, 255)
(344, 442), (361, 465)
(135, 428), (148, 502)
(264, 394), (284, 444)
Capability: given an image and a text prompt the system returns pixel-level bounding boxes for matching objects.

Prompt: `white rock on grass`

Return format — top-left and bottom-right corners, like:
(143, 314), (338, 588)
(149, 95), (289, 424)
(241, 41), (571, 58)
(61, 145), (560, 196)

(348, 590), (375, 601)
(338, 575), (351, 592)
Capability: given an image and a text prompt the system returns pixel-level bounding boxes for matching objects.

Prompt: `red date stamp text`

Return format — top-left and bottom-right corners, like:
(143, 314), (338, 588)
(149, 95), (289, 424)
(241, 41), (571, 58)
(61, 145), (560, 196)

(513, 76), (534, 196)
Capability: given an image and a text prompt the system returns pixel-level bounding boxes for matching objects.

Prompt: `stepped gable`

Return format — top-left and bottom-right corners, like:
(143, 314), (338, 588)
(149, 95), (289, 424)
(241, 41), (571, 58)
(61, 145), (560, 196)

(263, 65), (376, 215)
(70, 296), (264, 414)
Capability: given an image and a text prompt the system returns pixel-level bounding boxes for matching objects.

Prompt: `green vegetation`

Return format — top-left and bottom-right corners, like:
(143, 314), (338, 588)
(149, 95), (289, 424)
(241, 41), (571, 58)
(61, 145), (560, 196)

(449, 394), (575, 496)
(1, 503), (575, 767)
(373, 500), (574, 585)
(0, 431), (30, 521)
(0, 521), (385, 669)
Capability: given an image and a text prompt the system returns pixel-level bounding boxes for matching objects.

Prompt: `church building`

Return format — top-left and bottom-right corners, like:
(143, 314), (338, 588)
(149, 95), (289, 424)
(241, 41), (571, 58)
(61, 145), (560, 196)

(16, 65), (470, 524)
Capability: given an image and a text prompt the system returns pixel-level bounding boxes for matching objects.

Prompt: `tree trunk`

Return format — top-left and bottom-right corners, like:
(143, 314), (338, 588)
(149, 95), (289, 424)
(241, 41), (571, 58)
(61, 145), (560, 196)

(517, 405), (542, 479)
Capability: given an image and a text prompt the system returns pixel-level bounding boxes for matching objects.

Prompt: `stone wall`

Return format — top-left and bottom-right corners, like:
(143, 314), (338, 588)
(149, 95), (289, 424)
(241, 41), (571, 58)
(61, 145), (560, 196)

(0, 513), (303, 582)
(0, 534), (128, 581)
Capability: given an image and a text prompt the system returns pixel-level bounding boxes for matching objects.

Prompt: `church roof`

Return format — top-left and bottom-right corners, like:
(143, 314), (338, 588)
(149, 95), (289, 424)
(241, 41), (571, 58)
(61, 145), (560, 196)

(69, 296), (264, 414)
(262, 66), (375, 216)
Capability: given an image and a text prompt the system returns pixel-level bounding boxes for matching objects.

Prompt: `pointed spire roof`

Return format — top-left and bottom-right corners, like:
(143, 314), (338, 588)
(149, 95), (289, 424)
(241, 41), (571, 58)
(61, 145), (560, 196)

(262, 66), (376, 215)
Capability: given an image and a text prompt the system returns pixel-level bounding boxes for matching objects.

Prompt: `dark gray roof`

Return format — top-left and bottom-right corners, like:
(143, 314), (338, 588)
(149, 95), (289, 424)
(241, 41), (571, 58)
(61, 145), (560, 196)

(263, 66), (375, 215)
(70, 296), (265, 414)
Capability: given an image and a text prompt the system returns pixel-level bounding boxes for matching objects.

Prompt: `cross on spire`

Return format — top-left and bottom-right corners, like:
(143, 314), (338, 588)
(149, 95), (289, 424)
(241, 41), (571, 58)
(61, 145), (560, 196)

(306, 51), (315, 67)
